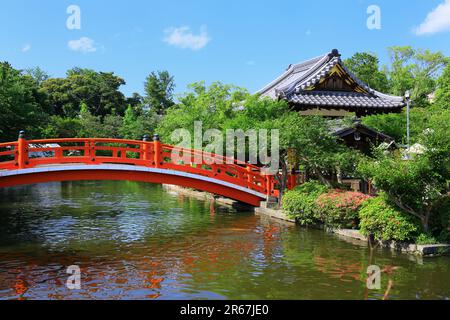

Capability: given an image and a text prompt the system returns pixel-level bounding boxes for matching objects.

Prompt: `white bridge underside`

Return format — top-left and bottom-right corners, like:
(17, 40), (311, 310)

(0, 164), (267, 199)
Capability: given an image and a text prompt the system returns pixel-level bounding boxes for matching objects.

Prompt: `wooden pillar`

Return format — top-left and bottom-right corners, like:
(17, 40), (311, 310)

(142, 134), (150, 162)
(288, 174), (296, 190)
(265, 175), (273, 196)
(246, 165), (253, 185)
(17, 131), (28, 169)
(153, 134), (162, 168)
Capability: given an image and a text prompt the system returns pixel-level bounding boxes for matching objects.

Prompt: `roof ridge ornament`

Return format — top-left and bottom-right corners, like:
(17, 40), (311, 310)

(329, 49), (341, 58)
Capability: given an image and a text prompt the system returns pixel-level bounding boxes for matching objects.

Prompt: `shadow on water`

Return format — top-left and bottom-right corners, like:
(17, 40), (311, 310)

(0, 181), (448, 300)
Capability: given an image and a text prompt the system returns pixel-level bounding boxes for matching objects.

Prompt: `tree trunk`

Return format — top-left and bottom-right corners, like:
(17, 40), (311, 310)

(315, 170), (332, 187)
(421, 212), (430, 233)
(275, 156), (288, 207)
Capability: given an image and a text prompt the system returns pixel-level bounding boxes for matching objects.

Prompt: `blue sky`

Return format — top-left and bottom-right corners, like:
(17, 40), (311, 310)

(1, 0), (450, 97)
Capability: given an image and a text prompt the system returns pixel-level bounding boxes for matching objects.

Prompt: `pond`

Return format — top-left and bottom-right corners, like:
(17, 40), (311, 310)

(0, 181), (448, 300)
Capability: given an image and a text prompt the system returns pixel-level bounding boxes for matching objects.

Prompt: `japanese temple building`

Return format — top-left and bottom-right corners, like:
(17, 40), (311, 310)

(258, 49), (405, 118)
(258, 49), (406, 192)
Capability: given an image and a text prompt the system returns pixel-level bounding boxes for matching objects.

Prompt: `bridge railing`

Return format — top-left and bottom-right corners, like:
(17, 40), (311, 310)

(159, 144), (270, 195)
(0, 141), (18, 170)
(0, 132), (281, 197)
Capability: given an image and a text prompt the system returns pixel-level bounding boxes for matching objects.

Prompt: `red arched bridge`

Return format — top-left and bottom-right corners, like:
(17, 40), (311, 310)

(0, 132), (298, 206)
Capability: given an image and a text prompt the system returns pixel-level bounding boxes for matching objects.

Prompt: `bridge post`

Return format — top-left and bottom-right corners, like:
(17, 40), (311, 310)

(287, 173), (298, 190)
(246, 165), (253, 185)
(153, 134), (162, 168)
(265, 175), (273, 196)
(17, 131), (29, 169)
(142, 135), (150, 162)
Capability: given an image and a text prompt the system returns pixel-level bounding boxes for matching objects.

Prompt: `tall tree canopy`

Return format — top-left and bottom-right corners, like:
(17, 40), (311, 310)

(435, 63), (450, 109)
(387, 46), (448, 107)
(343, 52), (389, 92)
(0, 62), (48, 141)
(156, 81), (247, 141)
(144, 70), (175, 115)
(40, 68), (127, 118)
(25, 66), (49, 86)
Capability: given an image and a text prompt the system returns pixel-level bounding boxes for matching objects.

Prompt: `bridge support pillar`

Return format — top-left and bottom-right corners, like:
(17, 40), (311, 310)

(153, 134), (162, 168)
(246, 166), (253, 185)
(265, 175), (273, 196)
(17, 131), (28, 169)
(288, 174), (298, 190)
(142, 135), (150, 163)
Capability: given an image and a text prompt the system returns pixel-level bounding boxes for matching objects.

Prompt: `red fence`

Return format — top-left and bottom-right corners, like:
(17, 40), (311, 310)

(0, 134), (288, 197)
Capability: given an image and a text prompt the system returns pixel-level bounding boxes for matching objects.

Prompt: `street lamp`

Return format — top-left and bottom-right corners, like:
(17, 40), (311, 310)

(405, 90), (411, 149)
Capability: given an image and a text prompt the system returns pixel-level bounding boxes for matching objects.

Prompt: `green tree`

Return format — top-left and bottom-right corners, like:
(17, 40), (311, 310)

(120, 104), (158, 140)
(358, 123), (449, 232)
(157, 82), (248, 141)
(362, 103), (449, 145)
(41, 116), (81, 138)
(0, 62), (49, 141)
(144, 70), (175, 115)
(275, 114), (359, 197)
(126, 92), (144, 109)
(120, 105), (140, 139)
(387, 46), (448, 107)
(41, 68), (127, 118)
(25, 66), (49, 85)
(343, 52), (389, 92)
(78, 102), (104, 138)
(435, 63), (450, 109)
(102, 114), (123, 139)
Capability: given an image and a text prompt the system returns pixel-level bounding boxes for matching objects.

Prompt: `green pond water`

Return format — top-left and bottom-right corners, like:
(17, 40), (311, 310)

(0, 181), (448, 300)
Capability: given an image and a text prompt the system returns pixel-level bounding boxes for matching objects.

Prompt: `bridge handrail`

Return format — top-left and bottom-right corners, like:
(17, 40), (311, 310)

(160, 143), (261, 170)
(27, 138), (143, 145)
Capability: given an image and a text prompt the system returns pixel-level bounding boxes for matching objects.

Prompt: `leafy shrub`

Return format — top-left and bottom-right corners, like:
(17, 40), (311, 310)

(282, 181), (328, 225)
(429, 195), (450, 242)
(415, 233), (439, 245)
(291, 181), (329, 195)
(359, 196), (419, 242)
(437, 229), (450, 243)
(316, 190), (371, 229)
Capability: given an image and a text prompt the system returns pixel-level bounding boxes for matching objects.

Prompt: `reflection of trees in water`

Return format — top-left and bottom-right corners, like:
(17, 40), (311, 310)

(1, 181), (449, 299)
(279, 228), (448, 300)
(0, 181), (242, 250)
(0, 181), (260, 299)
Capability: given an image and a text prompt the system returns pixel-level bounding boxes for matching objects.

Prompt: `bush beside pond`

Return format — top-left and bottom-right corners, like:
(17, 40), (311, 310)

(282, 181), (328, 226)
(359, 196), (419, 242)
(283, 182), (370, 229)
(283, 182), (449, 244)
(316, 190), (371, 229)
(429, 195), (450, 243)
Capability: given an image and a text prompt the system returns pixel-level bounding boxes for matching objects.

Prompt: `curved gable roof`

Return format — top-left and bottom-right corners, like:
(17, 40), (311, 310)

(258, 49), (405, 113)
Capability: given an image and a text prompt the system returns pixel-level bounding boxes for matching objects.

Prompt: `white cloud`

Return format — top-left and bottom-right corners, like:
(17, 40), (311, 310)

(68, 37), (97, 53)
(163, 26), (210, 50)
(246, 60), (256, 66)
(21, 44), (31, 52)
(305, 29), (312, 36)
(414, 0), (450, 36)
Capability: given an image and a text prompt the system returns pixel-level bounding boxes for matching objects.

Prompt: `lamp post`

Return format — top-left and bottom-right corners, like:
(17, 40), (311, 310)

(405, 90), (411, 149)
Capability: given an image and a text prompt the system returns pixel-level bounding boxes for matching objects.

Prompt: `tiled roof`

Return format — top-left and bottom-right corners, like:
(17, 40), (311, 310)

(288, 90), (405, 110)
(330, 122), (395, 142)
(258, 49), (405, 111)
(257, 53), (330, 99)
